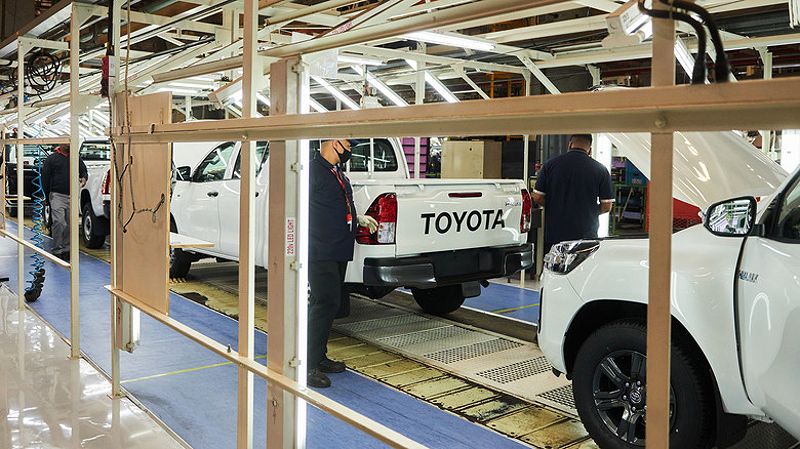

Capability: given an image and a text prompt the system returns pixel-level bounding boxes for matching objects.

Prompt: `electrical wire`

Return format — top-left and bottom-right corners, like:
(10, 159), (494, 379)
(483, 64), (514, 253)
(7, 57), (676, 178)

(25, 51), (62, 97)
(638, 0), (708, 84)
(667, 0), (731, 82)
(24, 145), (47, 302)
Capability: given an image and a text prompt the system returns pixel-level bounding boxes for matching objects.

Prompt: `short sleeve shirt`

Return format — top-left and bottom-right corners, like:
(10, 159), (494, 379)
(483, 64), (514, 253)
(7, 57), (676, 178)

(534, 150), (614, 249)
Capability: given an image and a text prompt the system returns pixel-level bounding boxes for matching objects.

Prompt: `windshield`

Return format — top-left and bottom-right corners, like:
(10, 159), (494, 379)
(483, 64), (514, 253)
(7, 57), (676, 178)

(80, 142), (111, 161)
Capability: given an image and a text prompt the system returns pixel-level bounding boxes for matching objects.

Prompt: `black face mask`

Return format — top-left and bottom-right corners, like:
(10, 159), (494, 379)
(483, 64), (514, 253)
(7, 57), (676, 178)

(336, 143), (352, 165)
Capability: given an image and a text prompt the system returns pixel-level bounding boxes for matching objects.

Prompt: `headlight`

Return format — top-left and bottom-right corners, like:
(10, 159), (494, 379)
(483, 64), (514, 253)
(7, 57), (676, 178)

(544, 240), (600, 274)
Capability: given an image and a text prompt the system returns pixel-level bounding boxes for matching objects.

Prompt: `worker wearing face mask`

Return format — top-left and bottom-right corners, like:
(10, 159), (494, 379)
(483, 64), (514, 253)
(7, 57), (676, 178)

(307, 139), (378, 388)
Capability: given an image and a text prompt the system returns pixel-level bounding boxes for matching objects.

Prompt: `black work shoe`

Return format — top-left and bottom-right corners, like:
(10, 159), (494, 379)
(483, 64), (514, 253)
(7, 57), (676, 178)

(319, 358), (346, 374)
(307, 369), (331, 388)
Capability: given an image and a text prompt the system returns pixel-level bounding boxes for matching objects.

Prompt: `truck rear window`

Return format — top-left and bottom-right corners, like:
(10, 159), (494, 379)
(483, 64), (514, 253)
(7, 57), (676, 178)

(349, 139), (398, 172)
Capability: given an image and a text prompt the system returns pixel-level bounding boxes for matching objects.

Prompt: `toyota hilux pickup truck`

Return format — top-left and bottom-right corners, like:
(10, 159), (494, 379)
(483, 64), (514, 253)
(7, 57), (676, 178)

(79, 139), (112, 249)
(170, 138), (533, 315)
(538, 131), (798, 449)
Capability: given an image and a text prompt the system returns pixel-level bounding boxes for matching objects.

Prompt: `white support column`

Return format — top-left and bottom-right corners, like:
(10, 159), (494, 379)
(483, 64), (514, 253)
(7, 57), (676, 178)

(760, 49), (773, 155)
(237, 1), (257, 448)
(520, 72), (531, 289)
(185, 95), (193, 121)
(414, 44), (425, 179)
(69, 3), (87, 360)
(268, 56), (309, 449)
(16, 39), (27, 309)
(110, 0), (123, 398)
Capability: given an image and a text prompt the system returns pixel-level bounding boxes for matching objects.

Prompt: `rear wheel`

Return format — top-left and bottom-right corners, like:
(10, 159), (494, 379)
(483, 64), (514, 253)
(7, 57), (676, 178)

(81, 204), (106, 249)
(411, 285), (465, 316)
(169, 220), (192, 279)
(572, 320), (713, 449)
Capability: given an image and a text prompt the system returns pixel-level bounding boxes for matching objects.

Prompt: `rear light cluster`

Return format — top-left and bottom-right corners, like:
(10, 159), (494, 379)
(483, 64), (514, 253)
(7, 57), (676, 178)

(520, 189), (532, 233)
(356, 193), (397, 245)
(101, 169), (111, 195)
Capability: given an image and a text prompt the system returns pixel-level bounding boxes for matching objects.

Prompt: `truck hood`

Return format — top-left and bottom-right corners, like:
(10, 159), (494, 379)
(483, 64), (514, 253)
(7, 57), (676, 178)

(606, 131), (787, 208)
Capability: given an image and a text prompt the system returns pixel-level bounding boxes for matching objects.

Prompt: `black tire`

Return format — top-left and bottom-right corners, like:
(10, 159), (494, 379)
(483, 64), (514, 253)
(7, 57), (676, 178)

(169, 220), (192, 279)
(81, 204), (106, 249)
(410, 285), (465, 316)
(572, 320), (713, 449)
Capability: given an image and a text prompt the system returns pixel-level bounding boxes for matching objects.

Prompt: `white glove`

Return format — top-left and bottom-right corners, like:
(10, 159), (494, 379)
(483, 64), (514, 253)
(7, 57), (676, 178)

(358, 215), (378, 233)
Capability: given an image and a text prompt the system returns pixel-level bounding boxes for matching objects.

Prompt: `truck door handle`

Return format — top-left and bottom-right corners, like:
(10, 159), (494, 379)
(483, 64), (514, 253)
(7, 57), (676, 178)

(207, 191), (219, 197)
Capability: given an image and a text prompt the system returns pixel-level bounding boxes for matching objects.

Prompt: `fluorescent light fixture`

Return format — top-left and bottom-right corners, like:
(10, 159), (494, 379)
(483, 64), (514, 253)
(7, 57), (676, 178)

(169, 81), (213, 90)
(156, 87), (197, 95)
(338, 54), (385, 66)
(351, 66), (407, 107)
(256, 92), (271, 107)
(405, 59), (459, 103)
(781, 130), (800, 172)
(425, 73), (459, 103)
(311, 75), (360, 110)
(309, 98), (328, 113)
(602, 0), (653, 48)
(674, 38), (697, 81)
(405, 31), (495, 52)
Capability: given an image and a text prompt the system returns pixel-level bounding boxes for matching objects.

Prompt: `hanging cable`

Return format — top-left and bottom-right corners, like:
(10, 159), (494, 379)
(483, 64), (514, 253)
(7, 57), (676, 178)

(24, 145), (48, 302)
(25, 51), (62, 96)
(666, 0), (731, 82)
(638, 0), (707, 84)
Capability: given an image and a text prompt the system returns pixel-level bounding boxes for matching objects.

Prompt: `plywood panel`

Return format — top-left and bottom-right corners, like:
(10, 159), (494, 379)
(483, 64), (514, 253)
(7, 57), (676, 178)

(114, 93), (172, 314)
(442, 140), (502, 179)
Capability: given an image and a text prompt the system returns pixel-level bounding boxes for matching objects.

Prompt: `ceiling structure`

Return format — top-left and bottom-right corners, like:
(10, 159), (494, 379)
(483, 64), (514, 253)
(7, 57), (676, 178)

(0, 0), (797, 137)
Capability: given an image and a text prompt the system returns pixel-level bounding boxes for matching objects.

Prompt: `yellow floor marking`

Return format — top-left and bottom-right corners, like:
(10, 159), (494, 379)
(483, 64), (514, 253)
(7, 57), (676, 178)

(122, 355), (267, 385)
(491, 302), (540, 314)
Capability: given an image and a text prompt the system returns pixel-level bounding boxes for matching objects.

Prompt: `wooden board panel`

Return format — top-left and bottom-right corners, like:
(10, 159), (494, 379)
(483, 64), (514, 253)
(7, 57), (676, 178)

(114, 93), (172, 315)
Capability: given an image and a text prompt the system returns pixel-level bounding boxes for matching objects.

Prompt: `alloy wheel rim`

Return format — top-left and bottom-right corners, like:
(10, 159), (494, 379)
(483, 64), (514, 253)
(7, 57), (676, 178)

(591, 349), (676, 446)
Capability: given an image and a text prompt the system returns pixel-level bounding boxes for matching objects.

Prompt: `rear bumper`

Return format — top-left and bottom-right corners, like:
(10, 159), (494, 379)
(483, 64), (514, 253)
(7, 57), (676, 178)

(362, 244), (533, 289)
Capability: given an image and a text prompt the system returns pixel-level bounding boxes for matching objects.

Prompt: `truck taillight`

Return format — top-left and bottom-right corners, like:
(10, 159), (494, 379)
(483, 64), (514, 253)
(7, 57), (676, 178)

(356, 193), (397, 245)
(520, 189), (532, 233)
(101, 169), (111, 195)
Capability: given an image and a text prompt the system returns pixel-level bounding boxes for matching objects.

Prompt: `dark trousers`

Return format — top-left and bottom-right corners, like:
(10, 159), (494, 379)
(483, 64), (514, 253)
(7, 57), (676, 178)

(308, 260), (348, 370)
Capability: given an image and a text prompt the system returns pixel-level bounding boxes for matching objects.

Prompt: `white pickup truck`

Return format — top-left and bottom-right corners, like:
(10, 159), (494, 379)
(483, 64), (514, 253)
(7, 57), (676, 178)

(170, 138), (533, 315)
(78, 139), (112, 249)
(538, 131), (798, 449)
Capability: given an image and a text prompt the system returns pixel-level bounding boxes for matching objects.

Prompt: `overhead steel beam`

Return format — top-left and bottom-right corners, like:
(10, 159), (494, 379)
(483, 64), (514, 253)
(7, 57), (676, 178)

(519, 56), (560, 94)
(260, 0), (562, 58)
(113, 77), (800, 142)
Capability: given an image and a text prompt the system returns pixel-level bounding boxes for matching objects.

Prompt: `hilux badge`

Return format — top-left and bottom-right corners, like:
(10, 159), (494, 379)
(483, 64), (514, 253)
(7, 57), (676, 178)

(738, 271), (759, 283)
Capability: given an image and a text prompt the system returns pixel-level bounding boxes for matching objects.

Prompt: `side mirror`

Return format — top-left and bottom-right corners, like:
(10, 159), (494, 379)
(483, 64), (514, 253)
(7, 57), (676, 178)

(703, 196), (757, 237)
(176, 166), (191, 181)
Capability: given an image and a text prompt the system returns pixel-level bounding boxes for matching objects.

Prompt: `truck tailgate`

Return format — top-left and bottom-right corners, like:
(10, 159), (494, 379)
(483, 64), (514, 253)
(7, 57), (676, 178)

(391, 180), (527, 256)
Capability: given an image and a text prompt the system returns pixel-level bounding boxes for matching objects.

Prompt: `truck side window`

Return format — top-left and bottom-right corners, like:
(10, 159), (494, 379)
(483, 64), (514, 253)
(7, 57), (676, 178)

(233, 141), (269, 178)
(194, 142), (235, 182)
(348, 139), (398, 172)
(775, 177), (800, 242)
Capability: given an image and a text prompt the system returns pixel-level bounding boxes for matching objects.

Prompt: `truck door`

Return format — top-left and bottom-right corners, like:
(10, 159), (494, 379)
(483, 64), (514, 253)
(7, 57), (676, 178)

(218, 142), (269, 257)
(737, 173), (800, 439)
(179, 142), (236, 251)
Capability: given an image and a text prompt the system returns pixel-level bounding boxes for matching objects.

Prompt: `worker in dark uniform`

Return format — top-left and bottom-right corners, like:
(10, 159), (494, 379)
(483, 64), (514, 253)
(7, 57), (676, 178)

(308, 139), (378, 388)
(533, 134), (614, 254)
(42, 144), (88, 261)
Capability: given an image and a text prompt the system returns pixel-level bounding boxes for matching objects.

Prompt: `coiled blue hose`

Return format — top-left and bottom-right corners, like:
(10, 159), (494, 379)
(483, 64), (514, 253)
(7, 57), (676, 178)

(24, 146), (46, 302)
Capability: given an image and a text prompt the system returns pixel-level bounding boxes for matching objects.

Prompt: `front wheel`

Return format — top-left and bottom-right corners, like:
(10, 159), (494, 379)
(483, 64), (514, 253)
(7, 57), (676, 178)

(410, 285), (465, 316)
(169, 221), (192, 279)
(572, 320), (713, 449)
(81, 204), (106, 249)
